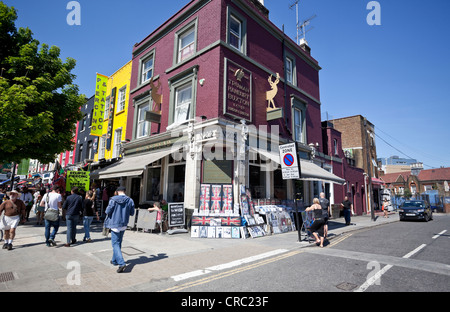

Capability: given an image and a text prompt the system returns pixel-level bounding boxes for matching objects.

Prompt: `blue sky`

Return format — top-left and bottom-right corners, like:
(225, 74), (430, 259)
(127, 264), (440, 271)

(5, 0), (450, 169)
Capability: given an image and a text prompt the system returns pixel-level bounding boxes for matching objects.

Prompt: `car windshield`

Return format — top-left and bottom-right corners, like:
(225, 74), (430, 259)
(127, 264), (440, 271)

(402, 201), (424, 208)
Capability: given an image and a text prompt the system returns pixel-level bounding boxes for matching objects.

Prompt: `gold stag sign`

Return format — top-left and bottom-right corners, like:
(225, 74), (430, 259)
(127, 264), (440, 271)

(266, 73), (283, 121)
(224, 59), (252, 122)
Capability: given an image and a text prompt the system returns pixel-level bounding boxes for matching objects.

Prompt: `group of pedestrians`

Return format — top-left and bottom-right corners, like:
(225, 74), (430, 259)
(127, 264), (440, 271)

(0, 185), (99, 249)
(304, 193), (354, 248)
(1, 184), (138, 274)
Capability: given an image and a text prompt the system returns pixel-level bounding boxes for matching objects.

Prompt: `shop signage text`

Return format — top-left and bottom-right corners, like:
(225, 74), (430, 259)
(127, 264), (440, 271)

(224, 59), (252, 122)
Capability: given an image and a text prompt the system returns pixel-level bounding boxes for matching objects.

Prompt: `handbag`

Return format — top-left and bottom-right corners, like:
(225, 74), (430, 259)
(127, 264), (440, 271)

(44, 209), (59, 221)
(43, 194), (59, 221)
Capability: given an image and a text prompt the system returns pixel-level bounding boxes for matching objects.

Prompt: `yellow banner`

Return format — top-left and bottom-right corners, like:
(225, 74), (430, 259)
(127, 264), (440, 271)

(66, 171), (90, 192)
(90, 73), (109, 137)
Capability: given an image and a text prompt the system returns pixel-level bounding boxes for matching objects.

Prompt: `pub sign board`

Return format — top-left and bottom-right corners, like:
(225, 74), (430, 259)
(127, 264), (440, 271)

(223, 58), (252, 122)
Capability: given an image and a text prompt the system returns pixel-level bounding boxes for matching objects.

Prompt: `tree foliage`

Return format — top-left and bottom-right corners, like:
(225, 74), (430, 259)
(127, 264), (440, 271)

(0, 2), (85, 164)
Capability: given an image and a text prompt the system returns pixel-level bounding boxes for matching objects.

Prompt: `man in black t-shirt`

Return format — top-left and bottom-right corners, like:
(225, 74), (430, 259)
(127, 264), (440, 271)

(319, 192), (330, 238)
(341, 196), (353, 225)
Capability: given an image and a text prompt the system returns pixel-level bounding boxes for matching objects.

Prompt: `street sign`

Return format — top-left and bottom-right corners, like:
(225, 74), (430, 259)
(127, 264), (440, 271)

(279, 143), (301, 180)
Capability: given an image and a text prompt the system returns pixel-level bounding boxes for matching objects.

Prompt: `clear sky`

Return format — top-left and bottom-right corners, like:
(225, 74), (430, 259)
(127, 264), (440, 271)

(4, 0), (450, 169)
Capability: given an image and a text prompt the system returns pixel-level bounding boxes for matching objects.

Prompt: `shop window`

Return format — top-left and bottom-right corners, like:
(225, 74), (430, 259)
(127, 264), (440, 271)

(274, 168), (287, 200)
(146, 166), (161, 202)
(167, 164), (186, 203)
(249, 164), (266, 199)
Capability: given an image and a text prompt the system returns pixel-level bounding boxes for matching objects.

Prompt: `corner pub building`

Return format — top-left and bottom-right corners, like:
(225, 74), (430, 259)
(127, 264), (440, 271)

(95, 0), (363, 232)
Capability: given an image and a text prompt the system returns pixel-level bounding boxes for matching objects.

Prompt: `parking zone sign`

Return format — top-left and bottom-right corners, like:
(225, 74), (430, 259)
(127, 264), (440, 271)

(279, 143), (301, 180)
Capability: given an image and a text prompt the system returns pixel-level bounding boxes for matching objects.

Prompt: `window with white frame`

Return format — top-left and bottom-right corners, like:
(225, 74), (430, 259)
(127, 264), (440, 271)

(174, 84), (192, 124)
(141, 57), (154, 84)
(294, 108), (303, 143)
(113, 128), (122, 158)
(178, 27), (195, 62)
(117, 86), (126, 112)
(136, 101), (150, 138)
(229, 15), (242, 51)
(104, 98), (111, 120)
(98, 137), (106, 160)
(291, 96), (307, 144)
(286, 57), (294, 84)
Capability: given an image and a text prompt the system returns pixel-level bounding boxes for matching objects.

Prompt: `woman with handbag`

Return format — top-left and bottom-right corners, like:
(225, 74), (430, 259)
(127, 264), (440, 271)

(39, 186), (62, 247)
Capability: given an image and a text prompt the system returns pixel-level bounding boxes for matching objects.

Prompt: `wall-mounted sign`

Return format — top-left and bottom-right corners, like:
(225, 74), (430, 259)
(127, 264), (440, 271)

(223, 58), (252, 122)
(279, 142), (301, 180)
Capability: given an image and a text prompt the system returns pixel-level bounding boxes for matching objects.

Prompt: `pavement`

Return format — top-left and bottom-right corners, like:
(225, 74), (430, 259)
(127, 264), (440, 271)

(0, 210), (401, 292)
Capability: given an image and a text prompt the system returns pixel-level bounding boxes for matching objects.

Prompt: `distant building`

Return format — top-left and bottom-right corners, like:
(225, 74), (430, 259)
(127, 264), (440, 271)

(378, 155), (418, 174)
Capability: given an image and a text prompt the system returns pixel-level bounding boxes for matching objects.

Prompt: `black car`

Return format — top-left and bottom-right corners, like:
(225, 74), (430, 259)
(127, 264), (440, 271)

(399, 200), (433, 222)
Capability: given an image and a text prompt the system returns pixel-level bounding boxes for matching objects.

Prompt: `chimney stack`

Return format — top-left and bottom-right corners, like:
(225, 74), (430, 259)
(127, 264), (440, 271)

(250, 0), (269, 18)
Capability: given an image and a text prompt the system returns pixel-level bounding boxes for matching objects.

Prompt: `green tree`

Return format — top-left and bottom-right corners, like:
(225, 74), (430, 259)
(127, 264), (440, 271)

(0, 2), (85, 164)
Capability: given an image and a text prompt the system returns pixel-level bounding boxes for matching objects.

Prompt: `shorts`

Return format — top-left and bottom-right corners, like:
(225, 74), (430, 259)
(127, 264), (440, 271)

(1, 215), (20, 230)
(36, 206), (45, 213)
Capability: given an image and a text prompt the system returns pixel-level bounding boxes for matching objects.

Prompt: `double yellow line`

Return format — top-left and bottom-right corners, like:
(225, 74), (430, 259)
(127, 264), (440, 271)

(161, 249), (303, 292)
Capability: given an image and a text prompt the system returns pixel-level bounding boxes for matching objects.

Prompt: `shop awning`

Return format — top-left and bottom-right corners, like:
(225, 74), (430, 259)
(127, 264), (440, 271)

(249, 147), (345, 185)
(95, 148), (174, 180)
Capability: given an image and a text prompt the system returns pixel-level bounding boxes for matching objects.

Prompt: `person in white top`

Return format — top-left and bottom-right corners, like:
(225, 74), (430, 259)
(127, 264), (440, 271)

(39, 185), (63, 247)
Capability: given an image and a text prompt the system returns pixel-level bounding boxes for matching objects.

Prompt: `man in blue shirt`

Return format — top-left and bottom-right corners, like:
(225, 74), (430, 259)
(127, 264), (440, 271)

(104, 186), (135, 273)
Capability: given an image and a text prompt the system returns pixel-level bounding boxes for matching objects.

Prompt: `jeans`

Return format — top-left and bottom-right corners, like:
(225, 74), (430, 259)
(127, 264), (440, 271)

(344, 209), (351, 225)
(44, 218), (60, 243)
(66, 215), (79, 244)
(110, 230), (125, 266)
(83, 216), (94, 240)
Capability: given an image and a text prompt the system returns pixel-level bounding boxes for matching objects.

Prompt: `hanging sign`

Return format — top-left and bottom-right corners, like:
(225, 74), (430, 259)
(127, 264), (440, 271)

(279, 142), (301, 180)
(90, 73), (109, 137)
(66, 171), (90, 192)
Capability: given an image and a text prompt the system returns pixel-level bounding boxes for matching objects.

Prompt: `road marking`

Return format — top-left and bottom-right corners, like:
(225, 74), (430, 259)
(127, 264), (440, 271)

(432, 230), (447, 239)
(170, 249), (289, 282)
(164, 250), (302, 292)
(355, 243), (427, 292)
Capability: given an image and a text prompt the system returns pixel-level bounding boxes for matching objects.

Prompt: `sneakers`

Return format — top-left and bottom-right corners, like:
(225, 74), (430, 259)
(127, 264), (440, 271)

(2, 243), (12, 250)
(117, 265), (127, 273)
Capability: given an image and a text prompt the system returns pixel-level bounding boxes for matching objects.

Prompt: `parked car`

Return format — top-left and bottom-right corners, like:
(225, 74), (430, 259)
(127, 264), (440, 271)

(399, 200), (433, 222)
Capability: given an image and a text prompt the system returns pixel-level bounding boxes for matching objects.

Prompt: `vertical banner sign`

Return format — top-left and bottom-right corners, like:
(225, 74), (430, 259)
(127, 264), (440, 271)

(90, 73), (109, 137)
(279, 142), (301, 180)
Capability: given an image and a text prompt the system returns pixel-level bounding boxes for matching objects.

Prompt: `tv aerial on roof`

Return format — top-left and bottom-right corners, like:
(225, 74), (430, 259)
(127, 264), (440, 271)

(289, 1), (316, 45)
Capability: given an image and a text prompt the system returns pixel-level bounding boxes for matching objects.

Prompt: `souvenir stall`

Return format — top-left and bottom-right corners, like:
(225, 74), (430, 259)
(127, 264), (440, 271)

(190, 184), (296, 239)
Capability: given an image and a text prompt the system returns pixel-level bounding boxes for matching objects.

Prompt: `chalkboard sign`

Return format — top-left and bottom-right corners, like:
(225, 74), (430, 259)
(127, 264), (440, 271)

(168, 203), (185, 228)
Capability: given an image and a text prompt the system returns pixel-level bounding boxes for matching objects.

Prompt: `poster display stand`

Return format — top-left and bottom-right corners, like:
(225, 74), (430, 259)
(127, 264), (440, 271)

(191, 184), (296, 239)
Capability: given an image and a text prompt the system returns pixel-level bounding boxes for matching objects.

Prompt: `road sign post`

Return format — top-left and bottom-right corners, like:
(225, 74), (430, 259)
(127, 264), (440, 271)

(279, 142), (302, 242)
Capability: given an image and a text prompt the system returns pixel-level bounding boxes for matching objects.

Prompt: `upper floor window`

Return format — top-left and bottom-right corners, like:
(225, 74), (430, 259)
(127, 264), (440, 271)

(174, 84), (192, 124)
(136, 101), (150, 139)
(178, 27), (195, 62)
(291, 95), (307, 144)
(113, 128), (122, 158)
(227, 9), (247, 54)
(142, 58), (154, 84)
(294, 108), (303, 143)
(117, 86), (126, 112)
(229, 16), (242, 50)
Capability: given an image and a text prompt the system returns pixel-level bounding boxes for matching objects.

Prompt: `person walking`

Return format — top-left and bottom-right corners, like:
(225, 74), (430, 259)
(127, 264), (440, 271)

(0, 189), (26, 250)
(83, 190), (99, 242)
(40, 186), (63, 247)
(62, 186), (83, 247)
(35, 189), (46, 225)
(104, 186), (135, 273)
(20, 187), (33, 222)
(341, 196), (354, 226)
(305, 198), (325, 248)
(319, 192), (330, 239)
